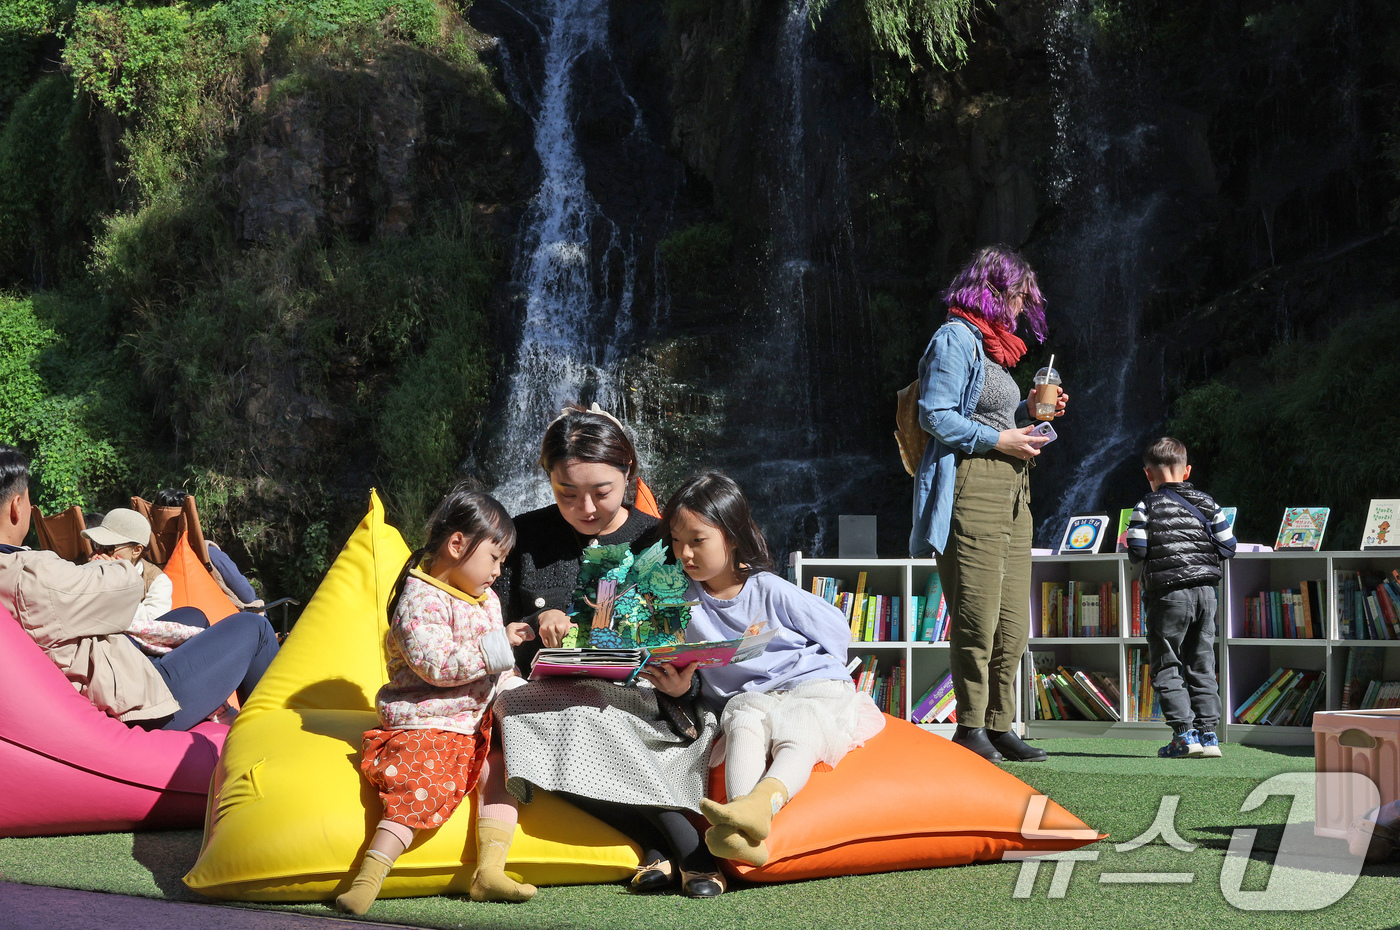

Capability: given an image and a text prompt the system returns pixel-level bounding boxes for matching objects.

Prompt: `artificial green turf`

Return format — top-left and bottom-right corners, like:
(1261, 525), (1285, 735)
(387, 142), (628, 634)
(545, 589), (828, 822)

(3, 739), (1398, 930)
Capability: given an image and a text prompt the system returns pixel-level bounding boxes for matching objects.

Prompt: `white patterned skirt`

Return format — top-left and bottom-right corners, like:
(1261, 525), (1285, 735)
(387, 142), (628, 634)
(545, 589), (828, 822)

(495, 679), (717, 813)
(714, 677), (887, 768)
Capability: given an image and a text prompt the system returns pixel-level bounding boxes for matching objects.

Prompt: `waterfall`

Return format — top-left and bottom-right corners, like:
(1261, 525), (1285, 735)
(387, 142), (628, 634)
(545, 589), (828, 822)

(488, 0), (643, 512)
(1036, 0), (1169, 544)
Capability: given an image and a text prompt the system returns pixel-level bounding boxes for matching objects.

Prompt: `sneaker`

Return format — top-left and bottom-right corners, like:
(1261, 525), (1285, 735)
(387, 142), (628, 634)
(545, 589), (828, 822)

(1198, 731), (1222, 758)
(1158, 728), (1202, 758)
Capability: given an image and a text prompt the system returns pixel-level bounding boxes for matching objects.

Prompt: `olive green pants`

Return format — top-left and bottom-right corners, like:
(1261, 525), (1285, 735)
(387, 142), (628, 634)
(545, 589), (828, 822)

(939, 451), (1032, 732)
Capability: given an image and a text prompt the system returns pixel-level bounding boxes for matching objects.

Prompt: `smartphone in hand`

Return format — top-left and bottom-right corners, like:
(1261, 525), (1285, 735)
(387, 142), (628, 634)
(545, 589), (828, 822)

(1029, 421), (1057, 444)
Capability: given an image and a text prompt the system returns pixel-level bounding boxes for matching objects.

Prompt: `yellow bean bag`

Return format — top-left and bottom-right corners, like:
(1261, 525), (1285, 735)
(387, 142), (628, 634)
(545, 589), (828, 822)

(183, 492), (640, 901)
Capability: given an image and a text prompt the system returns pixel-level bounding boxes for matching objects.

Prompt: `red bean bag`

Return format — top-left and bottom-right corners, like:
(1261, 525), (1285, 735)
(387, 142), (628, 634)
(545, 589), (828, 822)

(707, 715), (1102, 881)
(0, 606), (227, 837)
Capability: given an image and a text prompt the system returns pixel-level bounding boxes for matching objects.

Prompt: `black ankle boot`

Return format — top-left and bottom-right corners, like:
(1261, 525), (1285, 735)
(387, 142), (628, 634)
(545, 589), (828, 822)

(951, 725), (1003, 763)
(988, 728), (1048, 762)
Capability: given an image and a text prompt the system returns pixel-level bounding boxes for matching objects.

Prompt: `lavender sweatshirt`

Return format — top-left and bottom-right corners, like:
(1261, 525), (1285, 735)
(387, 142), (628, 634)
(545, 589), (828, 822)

(684, 571), (852, 713)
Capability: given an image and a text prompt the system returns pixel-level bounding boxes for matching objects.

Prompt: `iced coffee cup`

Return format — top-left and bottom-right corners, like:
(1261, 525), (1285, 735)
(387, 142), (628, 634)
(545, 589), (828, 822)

(1033, 364), (1061, 421)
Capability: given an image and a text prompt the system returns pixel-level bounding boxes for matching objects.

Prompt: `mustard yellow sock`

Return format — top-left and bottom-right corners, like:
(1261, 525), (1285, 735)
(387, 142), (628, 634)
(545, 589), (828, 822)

(470, 818), (536, 903)
(334, 849), (394, 915)
(704, 824), (770, 867)
(699, 777), (789, 843)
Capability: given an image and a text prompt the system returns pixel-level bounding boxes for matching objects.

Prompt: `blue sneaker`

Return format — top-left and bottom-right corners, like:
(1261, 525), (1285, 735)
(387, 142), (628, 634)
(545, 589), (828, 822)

(1198, 731), (1222, 758)
(1158, 728), (1203, 758)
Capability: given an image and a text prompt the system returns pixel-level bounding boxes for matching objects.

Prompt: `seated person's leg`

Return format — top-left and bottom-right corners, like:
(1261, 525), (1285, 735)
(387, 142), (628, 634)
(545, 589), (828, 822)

(207, 543), (259, 605)
(149, 612), (280, 730)
(163, 605), (209, 629)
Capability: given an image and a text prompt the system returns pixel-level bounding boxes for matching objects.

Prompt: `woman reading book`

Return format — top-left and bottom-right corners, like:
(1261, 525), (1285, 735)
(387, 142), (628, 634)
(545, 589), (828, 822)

(492, 406), (724, 897)
(908, 245), (1067, 764)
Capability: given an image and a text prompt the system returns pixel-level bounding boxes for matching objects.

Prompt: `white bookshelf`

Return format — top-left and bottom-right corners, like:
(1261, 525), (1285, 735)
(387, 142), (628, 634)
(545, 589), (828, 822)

(791, 549), (1400, 747)
(788, 554), (1021, 739)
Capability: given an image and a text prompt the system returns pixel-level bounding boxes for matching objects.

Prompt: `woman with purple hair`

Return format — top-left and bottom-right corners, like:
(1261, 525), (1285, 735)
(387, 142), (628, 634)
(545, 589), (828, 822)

(909, 245), (1068, 763)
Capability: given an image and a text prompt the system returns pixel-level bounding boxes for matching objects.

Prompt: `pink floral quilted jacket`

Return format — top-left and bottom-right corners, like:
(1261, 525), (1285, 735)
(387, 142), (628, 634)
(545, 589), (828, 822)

(375, 571), (517, 736)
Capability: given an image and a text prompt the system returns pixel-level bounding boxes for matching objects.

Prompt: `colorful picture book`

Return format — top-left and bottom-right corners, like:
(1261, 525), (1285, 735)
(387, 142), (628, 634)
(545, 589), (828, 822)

(910, 670), (956, 724)
(1274, 507), (1329, 551)
(1341, 647), (1385, 709)
(809, 572), (906, 642)
(1039, 580), (1119, 637)
(1059, 513), (1111, 554)
(850, 654), (905, 716)
(1335, 568), (1400, 640)
(1114, 508), (1133, 553)
(530, 625), (777, 680)
(1125, 646), (1162, 722)
(1220, 507), (1238, 531)
(1031, 663), (1120, 721)
(1233, 667), (1326, 726)
(1361, 499), (1400, 549)
(1240, 580), (1325, 639)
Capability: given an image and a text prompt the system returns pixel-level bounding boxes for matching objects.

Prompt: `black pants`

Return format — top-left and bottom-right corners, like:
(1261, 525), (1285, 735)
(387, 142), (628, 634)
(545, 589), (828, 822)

(1145, 585), (1221, 734)
(558, 793), (715, 873)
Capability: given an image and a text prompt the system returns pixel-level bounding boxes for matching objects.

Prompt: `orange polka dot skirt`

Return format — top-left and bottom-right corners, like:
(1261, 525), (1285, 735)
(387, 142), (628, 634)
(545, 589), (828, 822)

(361, 714), (492, 831)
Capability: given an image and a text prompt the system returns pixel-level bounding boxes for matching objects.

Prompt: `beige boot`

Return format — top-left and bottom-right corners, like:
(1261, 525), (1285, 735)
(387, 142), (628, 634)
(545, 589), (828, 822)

(699, 777), (789, 843)
(470, 818), (537, 902)
(334, 849), (394, 915)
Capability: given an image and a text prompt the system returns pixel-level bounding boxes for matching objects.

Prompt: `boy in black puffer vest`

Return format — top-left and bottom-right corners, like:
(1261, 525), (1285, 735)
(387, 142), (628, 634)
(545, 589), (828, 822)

(1126, 437), (1236, 758)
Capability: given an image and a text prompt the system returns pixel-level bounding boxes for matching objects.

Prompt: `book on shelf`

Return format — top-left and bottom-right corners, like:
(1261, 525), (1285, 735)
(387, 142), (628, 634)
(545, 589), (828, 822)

(1039, 581), (1119, 636)
(1234, 668), (1326, 727)
(910, 670), (957, 723)
(1361, 499), (1400, 550)
(1130, 580), (1143, 637)
(1126, 645), (1162, 722)
(1033, 665), (1119, 721)
(1274, 507), (1329, 551)
(918, 571), (950, 642)
(809, 573), (906, 643)
(1357, 680), (1400, 709)
(1342, 646), (1386, 709)
(1241, 580), (1324, 638)
(1335, 569), (1400, 640)
(852, 655), (905, 717)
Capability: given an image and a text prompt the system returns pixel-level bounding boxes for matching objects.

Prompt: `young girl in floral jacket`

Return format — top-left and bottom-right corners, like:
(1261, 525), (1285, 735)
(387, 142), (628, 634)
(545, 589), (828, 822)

(336, 486), (536, 914)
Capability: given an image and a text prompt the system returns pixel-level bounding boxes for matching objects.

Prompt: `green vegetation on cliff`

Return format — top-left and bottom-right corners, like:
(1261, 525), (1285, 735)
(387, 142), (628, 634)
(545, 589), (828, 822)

(0, 0), (514, 600)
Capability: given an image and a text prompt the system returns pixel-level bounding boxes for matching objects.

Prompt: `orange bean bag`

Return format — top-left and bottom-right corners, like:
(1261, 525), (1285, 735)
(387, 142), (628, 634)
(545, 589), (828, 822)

(164, 532), (239, 624)
(707, 715), (1102, 881)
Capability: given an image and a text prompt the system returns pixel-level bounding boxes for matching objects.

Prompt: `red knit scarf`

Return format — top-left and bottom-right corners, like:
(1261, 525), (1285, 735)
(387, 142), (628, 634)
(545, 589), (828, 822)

(948, 307), (1026, 369)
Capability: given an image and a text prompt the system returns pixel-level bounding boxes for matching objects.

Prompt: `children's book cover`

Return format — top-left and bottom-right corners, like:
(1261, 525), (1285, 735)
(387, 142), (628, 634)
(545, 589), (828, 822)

(1220, 507), (1238, 531)
(1274, 507), (1330, 551)
(1114, 508), (1133, 552)
(1361, 499), (1400, 549)
(1059, 513), (1111, 554)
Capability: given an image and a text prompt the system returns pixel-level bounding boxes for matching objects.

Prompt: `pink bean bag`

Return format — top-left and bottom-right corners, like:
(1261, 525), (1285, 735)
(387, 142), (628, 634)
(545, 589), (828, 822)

(0, 607), (227, 837)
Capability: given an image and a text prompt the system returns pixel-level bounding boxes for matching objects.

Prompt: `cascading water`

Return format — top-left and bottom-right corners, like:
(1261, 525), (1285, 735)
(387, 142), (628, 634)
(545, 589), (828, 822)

(729, 0), (879, 559)
(1035, 0), (1171, 544)
(487, 0), (644, 511)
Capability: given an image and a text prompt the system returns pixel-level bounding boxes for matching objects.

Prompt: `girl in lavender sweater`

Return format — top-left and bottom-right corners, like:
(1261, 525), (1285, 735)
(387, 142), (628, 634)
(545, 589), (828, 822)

(336, 487), (536, 914)
(641, 473), (884, 868)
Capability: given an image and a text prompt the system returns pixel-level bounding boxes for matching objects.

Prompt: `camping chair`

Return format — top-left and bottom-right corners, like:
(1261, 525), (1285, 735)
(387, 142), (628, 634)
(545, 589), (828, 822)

(131, 496), (299, 635)
(32, 505), (94, 564)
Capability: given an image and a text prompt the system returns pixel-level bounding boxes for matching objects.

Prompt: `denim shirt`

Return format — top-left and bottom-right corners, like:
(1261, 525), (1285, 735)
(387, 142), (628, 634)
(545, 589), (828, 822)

(909, 319), (1007, 557)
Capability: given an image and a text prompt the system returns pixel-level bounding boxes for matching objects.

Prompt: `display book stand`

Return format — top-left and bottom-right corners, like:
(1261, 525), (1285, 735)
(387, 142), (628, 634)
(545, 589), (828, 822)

(789, 549), (1400, 747)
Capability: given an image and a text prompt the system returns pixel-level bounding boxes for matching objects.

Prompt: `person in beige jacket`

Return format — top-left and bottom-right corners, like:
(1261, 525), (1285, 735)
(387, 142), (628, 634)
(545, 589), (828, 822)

(0, 447), (279, 730)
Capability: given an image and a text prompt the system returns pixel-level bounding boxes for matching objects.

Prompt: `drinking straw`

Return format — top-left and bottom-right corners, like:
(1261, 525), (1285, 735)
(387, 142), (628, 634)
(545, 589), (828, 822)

(1047, 353), (1054, 373)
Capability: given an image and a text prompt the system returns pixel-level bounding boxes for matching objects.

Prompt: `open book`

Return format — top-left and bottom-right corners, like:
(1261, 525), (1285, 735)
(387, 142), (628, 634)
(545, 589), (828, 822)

(530, 625), (778, 681)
